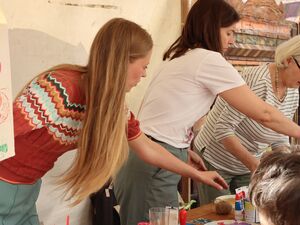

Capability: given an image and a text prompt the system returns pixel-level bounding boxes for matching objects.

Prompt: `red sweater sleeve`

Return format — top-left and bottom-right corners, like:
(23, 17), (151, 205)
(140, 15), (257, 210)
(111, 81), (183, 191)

(127, 111), (142, 141)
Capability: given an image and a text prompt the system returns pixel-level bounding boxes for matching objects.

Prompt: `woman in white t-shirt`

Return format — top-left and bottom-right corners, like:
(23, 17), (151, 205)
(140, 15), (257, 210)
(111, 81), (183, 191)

(114, 1), (300, 224)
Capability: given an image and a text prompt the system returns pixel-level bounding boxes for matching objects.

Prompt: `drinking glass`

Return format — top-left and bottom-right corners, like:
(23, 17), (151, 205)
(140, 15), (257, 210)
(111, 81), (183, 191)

(149, 207), (178, 225)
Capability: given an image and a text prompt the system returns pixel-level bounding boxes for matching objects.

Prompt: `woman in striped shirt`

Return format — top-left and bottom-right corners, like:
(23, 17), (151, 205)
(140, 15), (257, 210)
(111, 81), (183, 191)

(193, 35), (300, 205)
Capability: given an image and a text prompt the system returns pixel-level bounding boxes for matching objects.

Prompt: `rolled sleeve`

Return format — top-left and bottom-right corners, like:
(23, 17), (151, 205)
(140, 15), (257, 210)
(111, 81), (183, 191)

(127, 112), (142, 141)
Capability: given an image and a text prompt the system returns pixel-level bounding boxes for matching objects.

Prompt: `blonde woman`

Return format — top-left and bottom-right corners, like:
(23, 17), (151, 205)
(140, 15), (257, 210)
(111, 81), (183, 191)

(0, 18), (227, 225)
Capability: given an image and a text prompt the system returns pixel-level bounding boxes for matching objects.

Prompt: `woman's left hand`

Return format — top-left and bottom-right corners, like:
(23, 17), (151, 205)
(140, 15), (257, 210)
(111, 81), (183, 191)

(188, 149), (207, 171)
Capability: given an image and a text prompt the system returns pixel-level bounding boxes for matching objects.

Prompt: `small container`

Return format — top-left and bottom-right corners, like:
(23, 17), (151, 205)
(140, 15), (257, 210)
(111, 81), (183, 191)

(235, 193), (244, 221)
(149, 207), (178, 225)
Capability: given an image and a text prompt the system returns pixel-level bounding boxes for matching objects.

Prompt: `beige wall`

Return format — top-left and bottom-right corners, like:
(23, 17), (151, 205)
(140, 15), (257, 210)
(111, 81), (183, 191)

(0, 1), (181, 224)
(0, 0), (181, 113)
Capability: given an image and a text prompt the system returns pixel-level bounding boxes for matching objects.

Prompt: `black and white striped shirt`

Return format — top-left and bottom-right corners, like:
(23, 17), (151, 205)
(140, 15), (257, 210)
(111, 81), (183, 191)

(194, 64), (299, 175)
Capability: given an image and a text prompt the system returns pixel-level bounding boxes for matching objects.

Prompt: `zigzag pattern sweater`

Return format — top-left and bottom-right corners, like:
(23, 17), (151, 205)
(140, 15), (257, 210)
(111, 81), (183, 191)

(0, 69), (141, 184)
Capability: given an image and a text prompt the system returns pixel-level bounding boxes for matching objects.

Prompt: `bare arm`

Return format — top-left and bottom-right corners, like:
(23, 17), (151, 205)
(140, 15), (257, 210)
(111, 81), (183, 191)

(221, 136), (260, 173)
(220, 85), (300, 138)
(129, 133), (228, 190)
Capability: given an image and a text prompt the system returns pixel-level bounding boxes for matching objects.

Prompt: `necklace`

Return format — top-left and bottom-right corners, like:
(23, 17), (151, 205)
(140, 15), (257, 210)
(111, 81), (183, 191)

(274, 67), (286, 102)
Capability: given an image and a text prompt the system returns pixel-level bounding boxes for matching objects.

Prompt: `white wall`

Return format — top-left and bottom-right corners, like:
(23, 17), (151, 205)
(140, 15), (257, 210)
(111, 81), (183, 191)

(0, 1), (181, 224)
(0, 0), (181, 113)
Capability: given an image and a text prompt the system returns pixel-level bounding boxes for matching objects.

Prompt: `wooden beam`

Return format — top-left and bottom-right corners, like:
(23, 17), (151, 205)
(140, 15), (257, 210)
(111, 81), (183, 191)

(181, 0), (194, 28)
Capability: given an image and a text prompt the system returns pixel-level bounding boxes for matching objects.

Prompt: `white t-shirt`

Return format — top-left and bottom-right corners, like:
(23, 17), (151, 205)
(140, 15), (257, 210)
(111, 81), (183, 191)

(37, 151), (92, 225)
(138, 48), (245, 148)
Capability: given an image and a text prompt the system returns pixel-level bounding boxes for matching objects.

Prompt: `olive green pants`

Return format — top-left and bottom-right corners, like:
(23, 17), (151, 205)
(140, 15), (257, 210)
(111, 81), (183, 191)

(0, 179), (41, 225)
(114, 141), (188, 225)
(197, 158), (251, 205)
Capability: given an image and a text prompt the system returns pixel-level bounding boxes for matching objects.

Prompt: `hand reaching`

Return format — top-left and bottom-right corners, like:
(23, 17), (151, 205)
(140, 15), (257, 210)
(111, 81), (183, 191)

(196, 171), (229, 190)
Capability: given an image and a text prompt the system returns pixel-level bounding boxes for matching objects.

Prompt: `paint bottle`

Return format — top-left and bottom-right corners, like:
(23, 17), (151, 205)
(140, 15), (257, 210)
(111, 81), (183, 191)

(235, 193), (244, 221)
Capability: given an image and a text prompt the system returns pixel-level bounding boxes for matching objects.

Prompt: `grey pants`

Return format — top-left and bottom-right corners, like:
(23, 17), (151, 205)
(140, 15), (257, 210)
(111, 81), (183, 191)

(197, 158), (251, 205)
(114, 140), (188, 225)
(0, 179), (41, 225)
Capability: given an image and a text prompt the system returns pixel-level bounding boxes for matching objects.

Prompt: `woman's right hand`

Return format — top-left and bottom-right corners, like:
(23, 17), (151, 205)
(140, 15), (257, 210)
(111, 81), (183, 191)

(196, 171), (228, 190)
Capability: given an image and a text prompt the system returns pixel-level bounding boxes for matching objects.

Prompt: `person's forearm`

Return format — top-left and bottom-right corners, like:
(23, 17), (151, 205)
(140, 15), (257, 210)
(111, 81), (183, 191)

(221, 136), (259, 173)
(259, 103), (300, 138)
(220, 85), (300, 138)
(129, 134), (228, 190)
(143, 145), (227, 190)
(129, 134), (199, 178)
(140, 138), (201, 179)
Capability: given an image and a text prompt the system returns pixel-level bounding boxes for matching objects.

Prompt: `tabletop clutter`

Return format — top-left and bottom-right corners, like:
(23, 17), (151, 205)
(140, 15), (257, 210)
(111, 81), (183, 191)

(233, 186), (260, 224)
(138, 186), (260, 225)
(214, 186), (260, 224)
(39, 185), (264, 225)
(138, 200), (196, 225)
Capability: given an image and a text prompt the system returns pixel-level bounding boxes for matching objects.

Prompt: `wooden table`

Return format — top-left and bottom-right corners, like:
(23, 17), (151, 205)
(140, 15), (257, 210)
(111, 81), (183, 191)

(187, 203), (234, 224)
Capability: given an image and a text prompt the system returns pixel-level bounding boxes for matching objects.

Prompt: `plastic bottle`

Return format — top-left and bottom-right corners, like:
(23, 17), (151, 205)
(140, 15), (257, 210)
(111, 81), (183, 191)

(234, 193), (244, 221)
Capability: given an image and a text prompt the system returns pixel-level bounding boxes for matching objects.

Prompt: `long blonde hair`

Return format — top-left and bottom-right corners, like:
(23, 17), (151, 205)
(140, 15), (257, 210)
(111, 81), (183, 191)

(58, 18), (153, 204)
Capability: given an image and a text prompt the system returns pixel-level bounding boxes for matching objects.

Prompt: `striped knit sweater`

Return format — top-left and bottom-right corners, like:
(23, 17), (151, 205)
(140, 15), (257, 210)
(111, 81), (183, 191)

(0, 70), (85, 183)
(0, 69), (141, 184)
(194, 64), (299, 175)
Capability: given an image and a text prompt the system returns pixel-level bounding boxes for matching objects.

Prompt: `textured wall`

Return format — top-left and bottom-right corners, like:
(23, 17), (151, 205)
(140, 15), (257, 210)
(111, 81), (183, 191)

(0, 0), (181, 113)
